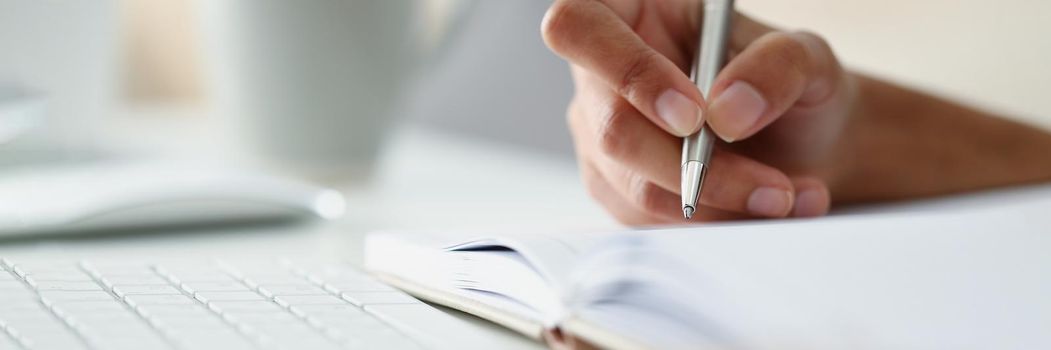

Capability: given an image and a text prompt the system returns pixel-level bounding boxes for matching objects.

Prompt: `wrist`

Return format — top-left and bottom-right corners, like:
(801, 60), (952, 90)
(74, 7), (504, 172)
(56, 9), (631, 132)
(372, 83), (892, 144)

(824, 72), (1051, 204)
(821, 72), (868, 202)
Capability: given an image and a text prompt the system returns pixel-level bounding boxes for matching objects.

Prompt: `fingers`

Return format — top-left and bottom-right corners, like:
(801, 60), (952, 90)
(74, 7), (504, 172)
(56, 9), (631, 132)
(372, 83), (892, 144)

(571, 70), (681, 190)
(548, 2), (842, 224)
(543, 0), (705, 136)
(790, 177), (830, 217)
(707, 31), (843, 142)
(579, 160), (678, 225)
(583, 164), (828, 225)
(703, 149), (795, 217)
(580, 159), (751, 225)
(571, 69), (797, 218)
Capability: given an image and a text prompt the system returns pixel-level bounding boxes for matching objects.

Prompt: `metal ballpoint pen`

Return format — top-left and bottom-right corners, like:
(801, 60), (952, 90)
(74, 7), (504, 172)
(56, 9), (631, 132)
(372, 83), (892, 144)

(681, 0), (734, 219)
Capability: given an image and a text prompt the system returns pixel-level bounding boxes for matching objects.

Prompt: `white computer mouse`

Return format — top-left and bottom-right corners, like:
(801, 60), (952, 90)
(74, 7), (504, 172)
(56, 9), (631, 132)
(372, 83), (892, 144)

(0, 85), (45, 145)
(0, 160), (346, 237)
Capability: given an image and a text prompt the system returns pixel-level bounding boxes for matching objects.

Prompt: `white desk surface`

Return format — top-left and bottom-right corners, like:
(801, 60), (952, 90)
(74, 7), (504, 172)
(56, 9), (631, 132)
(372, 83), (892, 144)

(0, 124), (619, 349)
(1, 122), (1049, 349)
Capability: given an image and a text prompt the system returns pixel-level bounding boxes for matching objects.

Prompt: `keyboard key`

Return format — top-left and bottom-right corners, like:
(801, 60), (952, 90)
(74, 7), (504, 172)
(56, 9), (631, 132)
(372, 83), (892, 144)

(1, 311), (59, 329)
(22, 271), (94, 282)
(270, 338), (343, 350)
(179, 281), (249, 292)
(150, 314), (227, 330)
(124, 294), (195, 307)
(19, 333), (87, 350)
(367, 304), (505, 349)
(288, 304), (367, 317)
(64, 311), (141, 325)
(194, 291), (267, 303)
(207, 301), (284, 314)
(135, 303), (208, 315)
(0, 290), (38, 302)
(11, 262), (84, 276)
(227, 311), (301, 326)
(0, 259), (449, 350)
(155, 265), (234, 283)
(78, 319), (156, 337)
(340, 291), (421, 306)
(0, 277), (24, 285)
(306, 264), (370, 280)
(171, 329), (255, 350)
(324, 279), (399, 292)
(0, 302), (48, 314)
(49, 301), (128, 315)
(113, 284), (182, 297)
(258, 284), (328, 296)
(100, 275), (171, 288)
(274, 295), (345, 308)
(31, 280), (103, 291)
(87, 266), (157, 279)
(11, 321), (77, 336)
(0, 280), (28, 290)
(338, 326), (422, 350)
(84, 334), (169, 350)
(310, 312), (386, 330)
(40, 291), (116, 304)
(0, 333), (20, 350)
(243, 274), (306, 286)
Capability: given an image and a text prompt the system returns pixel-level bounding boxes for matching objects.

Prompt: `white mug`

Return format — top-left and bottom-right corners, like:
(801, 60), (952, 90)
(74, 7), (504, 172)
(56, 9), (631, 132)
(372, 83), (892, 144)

(196, 0), (472, 180)
(0, 1), (119, 159)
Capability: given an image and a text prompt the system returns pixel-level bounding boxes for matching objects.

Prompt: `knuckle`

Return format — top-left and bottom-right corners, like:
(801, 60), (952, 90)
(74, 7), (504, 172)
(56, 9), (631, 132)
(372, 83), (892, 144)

(615, 49), (661, 101)
(794, 31), (831, 54)
(595, 103), (638, 160)
(540, 0), (580, 52)
(565, 97), (582, 132)
(792, 30), (837, 71)
(762, 32), (813, 77)
(629, 176), (666, 214)
(578, 163), (606, 200)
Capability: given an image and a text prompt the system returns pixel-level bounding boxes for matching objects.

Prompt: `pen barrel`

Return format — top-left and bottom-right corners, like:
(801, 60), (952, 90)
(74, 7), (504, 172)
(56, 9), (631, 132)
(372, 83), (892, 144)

(682, 128), (716, 163)
(680, 161), (707, 209)
(682, 0), (733, 165)
(691, 0), (734, 96)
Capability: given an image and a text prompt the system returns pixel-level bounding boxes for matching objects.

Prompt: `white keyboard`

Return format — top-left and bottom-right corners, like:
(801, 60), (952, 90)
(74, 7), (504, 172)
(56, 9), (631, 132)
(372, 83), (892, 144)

(0, 258), (472, 350)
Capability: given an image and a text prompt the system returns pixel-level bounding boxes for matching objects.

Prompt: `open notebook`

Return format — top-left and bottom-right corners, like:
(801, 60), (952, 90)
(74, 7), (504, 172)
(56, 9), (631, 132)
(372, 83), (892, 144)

(365, 198), (1051, 350)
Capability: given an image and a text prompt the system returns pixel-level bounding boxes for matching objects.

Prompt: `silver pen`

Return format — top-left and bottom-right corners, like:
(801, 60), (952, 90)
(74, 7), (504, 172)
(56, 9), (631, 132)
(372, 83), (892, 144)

(681, 0), (734, 219)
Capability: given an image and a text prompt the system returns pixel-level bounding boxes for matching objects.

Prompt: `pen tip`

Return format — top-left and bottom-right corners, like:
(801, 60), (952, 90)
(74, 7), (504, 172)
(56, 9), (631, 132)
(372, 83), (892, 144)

(683, 206), (694, 220)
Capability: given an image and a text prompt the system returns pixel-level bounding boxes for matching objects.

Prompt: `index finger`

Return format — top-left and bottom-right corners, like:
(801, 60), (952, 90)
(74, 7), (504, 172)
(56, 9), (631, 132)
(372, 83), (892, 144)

(542, 0), (706, 137)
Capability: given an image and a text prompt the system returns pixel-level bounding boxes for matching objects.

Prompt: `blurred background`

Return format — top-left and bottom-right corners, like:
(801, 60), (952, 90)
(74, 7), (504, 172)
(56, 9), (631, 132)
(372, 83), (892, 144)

(413, 0), (1051, 154)
(1, 0), (1050, 187)
(0, 0), (1050, 279)
(0, 3), (1047, 347)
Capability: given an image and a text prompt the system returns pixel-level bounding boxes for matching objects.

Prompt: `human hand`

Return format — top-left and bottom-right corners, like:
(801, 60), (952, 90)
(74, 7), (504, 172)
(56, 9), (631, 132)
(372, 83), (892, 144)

(542, 0), (857, 225)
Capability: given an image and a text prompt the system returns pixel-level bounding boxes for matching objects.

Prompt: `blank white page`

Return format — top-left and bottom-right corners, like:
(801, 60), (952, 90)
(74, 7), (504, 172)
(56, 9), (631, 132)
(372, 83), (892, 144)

(574, 199), (1051, 350)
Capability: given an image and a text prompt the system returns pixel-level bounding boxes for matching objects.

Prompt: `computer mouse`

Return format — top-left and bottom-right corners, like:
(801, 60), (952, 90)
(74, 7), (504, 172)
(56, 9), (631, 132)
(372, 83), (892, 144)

(0, 85), (44, 145)
(0, 160), (346, 237)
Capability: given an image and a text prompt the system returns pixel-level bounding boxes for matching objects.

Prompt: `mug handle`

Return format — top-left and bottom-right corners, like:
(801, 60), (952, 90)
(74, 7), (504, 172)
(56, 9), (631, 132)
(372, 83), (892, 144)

(420, 0), (478, 65)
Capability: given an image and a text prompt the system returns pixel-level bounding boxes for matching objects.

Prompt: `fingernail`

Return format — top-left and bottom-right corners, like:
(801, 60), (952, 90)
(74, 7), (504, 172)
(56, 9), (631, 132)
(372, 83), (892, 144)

(710, 81), (766, 142)
(792, 189), (827, 217)
(746, 187), (792, 217)
(655, 89), (703, 136)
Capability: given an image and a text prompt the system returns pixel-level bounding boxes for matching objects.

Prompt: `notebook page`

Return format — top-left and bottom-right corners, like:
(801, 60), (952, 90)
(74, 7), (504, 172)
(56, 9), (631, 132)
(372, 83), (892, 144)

(366, 230), (617, 328)
(570, 201), (1051, 349)
(446, 231), (613, 291)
